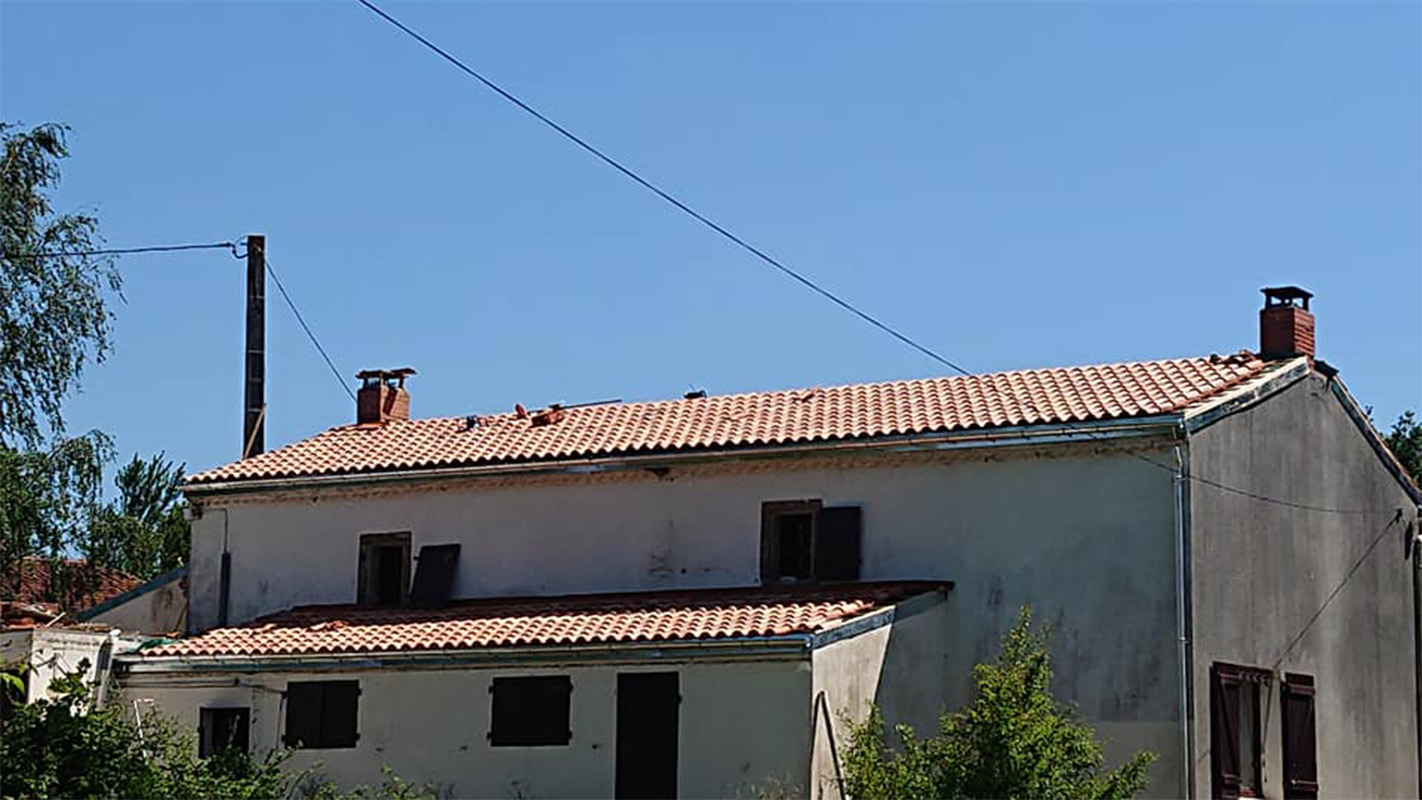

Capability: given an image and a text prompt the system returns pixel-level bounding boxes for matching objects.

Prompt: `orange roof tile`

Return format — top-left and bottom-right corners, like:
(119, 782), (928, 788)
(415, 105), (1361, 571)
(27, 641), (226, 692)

(189, 354), (1270, 486)
(129, 583), (944, 658)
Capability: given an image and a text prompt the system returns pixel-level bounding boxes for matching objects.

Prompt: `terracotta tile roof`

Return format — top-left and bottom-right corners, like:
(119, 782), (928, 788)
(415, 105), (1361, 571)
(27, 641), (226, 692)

(128, 582), (945, 659)
(2, 558), (143, 621)
(189, 354), (1269, 486)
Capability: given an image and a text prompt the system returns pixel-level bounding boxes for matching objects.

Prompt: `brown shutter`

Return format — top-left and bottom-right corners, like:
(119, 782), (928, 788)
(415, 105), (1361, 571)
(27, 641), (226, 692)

(284, 682), (323, 749)
(814, 506), (862, 582)
(760, 504), (781, 584)
(321, 681), (360, 748)
(410, 544), (461, 608)
(1211, 664), (1242, 799)
(1281, 673), (1318, 799)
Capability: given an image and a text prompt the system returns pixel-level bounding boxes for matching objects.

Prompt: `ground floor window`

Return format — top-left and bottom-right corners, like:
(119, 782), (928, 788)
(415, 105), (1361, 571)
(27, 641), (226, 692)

(199, 707), (250, 758)
(284, 680), (359, 749)
(489, 676), (572, 746)
(1280, 673), (1318, 799)
(1210, 662), (1269, 799)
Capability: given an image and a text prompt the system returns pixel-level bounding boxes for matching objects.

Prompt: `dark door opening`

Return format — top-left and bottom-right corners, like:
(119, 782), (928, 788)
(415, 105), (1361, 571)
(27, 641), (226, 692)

(615, 672), (679, 799)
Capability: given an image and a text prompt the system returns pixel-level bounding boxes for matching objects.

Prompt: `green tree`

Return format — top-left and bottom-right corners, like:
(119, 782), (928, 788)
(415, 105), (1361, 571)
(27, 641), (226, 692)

(1, 122), (121, 449)
(88, 452), (191, 579)
(842, 607), (1155, 800)
(1385, 411), (1421, 486)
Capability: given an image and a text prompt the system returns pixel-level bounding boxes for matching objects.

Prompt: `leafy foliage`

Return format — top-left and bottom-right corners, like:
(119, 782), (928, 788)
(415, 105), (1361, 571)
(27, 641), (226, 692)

(1, 122), (121, 449)
(842, 607), (1156, 799)
(87, 452), (190, 579)
(0, 659), (290, 799)
(1385, 411), (1421, 486)
(0, 432), (112, 598)
(0, 661), (437, 800)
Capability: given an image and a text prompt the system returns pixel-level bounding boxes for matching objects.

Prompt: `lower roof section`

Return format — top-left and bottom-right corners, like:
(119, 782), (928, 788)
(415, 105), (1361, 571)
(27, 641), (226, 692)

(120, 582), (949, 669)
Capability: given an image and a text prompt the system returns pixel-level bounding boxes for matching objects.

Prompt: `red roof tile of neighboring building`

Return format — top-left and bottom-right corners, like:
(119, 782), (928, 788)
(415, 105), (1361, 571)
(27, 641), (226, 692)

(2, 558), (143, 624)
(129, 582), (945, 659)
(189, 354), (1269, 486)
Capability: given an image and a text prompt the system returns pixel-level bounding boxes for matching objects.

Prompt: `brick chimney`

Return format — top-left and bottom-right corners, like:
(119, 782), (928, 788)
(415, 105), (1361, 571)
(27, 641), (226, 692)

(356, 368), (415, 424)
(1259, 286), (1315, 360)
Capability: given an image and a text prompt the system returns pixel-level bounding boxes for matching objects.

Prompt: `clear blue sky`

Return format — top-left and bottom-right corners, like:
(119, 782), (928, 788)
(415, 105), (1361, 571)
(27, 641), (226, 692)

(2, 1), (1418, 477)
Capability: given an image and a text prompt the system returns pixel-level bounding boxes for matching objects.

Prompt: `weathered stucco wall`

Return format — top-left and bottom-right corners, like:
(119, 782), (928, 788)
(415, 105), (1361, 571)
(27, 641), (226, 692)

(84, 571), (186, 636)
(0, 628), (135, 703)
(810, 600), (951, 800)
(118, 657), (810, 798)
(1188, 373), (1421, 798)
(186, 443), (1185, 794)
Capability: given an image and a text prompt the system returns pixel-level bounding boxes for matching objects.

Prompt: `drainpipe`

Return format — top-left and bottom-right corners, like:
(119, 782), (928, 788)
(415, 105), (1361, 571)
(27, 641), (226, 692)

(1411, 511), (1421, 798)
(1174, 445), (1195, 798)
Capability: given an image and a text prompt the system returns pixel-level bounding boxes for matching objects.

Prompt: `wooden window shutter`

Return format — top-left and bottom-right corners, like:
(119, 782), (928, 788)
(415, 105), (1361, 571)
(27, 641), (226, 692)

(320, 681), (360, 748)
(814, 506), (862, 582)
(1211, 664), (1243, 799)
(1281, 673), (1318, 799)
(410, 544), (461, 608)
(284, 682), (323, 749)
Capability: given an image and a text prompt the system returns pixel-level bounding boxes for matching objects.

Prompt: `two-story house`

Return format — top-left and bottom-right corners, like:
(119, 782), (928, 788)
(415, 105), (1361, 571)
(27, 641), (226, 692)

(115, 288), (1422, 798)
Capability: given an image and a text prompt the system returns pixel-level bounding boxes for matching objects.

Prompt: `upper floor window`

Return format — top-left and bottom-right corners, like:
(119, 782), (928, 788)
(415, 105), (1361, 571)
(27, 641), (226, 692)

(760, 501), (861, 584)
(284, 680), (359, 749)
(1281, 673), (1318, 799)
(1210, 663), (1268, 798)
(358, 532), (410, 607)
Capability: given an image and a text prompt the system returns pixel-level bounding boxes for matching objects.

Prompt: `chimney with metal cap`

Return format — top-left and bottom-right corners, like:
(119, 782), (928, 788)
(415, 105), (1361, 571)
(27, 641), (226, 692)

(1259, 286), (1315, 360)
(356, 368), (416, 424)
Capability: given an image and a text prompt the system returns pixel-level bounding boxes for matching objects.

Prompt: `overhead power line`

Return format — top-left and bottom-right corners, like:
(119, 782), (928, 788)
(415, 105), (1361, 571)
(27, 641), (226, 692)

(263, 255), (357, 403)
(1, 242), (241, 259)
(354, 0), (971, 379)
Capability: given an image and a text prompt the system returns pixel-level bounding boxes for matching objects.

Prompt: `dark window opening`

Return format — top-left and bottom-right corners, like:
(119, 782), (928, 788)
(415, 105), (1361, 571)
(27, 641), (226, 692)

(616, 672), (680, 799)
(760, 501), (861, 584)
(777, 512), (814, 581)
(1210, 663), (1268, 799)
(490, 676), (572, 747)
(200, 707), (250, 758)
(284, 680), (359, 749)
(1281, 673), (1318, 799)
(358, 532), (410, 607)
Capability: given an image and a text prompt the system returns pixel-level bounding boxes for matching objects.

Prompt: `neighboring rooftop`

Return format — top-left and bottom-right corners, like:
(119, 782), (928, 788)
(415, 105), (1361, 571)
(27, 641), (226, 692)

(125, 582), (946, 659)
(189, 353), (1274, 487)
(1, 557), (143, 627)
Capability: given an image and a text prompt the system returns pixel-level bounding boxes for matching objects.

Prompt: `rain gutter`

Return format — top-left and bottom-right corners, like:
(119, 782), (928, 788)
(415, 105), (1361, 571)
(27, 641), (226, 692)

(184, 416), (1183, 499)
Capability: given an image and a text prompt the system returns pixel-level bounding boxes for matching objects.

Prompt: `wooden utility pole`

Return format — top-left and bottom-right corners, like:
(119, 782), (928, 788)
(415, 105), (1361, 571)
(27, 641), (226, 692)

(243, 234), (265, 458)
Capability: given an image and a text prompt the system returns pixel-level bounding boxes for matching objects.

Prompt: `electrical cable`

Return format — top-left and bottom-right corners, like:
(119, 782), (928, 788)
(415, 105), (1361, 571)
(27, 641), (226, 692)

(0, 242), (240, 259)
(262, 255), (357, 402)
(355, 0), (970, 378)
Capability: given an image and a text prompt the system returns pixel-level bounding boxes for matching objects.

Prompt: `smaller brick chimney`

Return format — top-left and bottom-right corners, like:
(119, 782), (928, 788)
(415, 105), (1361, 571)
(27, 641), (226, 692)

(356, 368), (416, 424)
(1259, 286), (1315, 360)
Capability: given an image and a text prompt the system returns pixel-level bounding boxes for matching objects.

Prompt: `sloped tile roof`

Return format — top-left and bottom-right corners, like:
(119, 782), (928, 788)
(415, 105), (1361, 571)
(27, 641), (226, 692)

(2, 558), (143, 623)
(189, 354), (1268, 486)
(128, 582), (945, 658)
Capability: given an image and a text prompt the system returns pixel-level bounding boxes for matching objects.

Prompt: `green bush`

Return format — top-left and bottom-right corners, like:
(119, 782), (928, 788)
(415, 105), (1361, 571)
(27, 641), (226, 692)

(0, 661), (435, 800)
(842, 607), (1156, 800)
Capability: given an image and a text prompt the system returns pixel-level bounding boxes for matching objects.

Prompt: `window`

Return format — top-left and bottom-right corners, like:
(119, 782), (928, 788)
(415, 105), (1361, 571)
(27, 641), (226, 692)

(200, 707), (250, 758)
(358, 532), (410, 607)
(1210, 663), (1268, 799)
(284, 681), (359, 749)
(490, 676), (572, 746)
(1281, 673), (1318, 799)
(760, 501), (862, 584)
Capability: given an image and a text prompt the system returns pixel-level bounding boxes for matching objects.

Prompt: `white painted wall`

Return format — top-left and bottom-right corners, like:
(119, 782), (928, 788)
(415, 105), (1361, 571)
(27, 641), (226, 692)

(120, 657), (810, 798)
(85, 574), (186, 636)
(0, 627), (139, 704)
(187, 444), (1185, 794)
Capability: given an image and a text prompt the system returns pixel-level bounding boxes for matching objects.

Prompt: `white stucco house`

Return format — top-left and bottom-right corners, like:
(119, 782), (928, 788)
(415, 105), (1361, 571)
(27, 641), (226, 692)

(115, 288), (1421, 799)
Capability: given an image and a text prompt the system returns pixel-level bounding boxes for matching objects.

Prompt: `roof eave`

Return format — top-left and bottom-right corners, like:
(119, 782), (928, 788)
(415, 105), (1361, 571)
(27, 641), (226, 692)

(183, 415), (1185, 498)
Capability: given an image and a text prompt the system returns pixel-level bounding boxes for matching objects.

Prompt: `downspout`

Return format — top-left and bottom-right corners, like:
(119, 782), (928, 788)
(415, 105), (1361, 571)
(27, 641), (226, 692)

(1411, 512), (1421, 798)
(1174, 444), (1195, 798)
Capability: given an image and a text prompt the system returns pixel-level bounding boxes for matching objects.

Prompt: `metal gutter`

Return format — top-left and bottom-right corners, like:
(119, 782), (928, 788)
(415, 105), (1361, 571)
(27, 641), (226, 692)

(75, 565), (187, 622)
(1183, 358), (1311, 434)
(184, 416), (1183, 499)
(116, 635), (814, 676)
(1328, 378), (1422, 505)
(809, 586), (949, 650)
